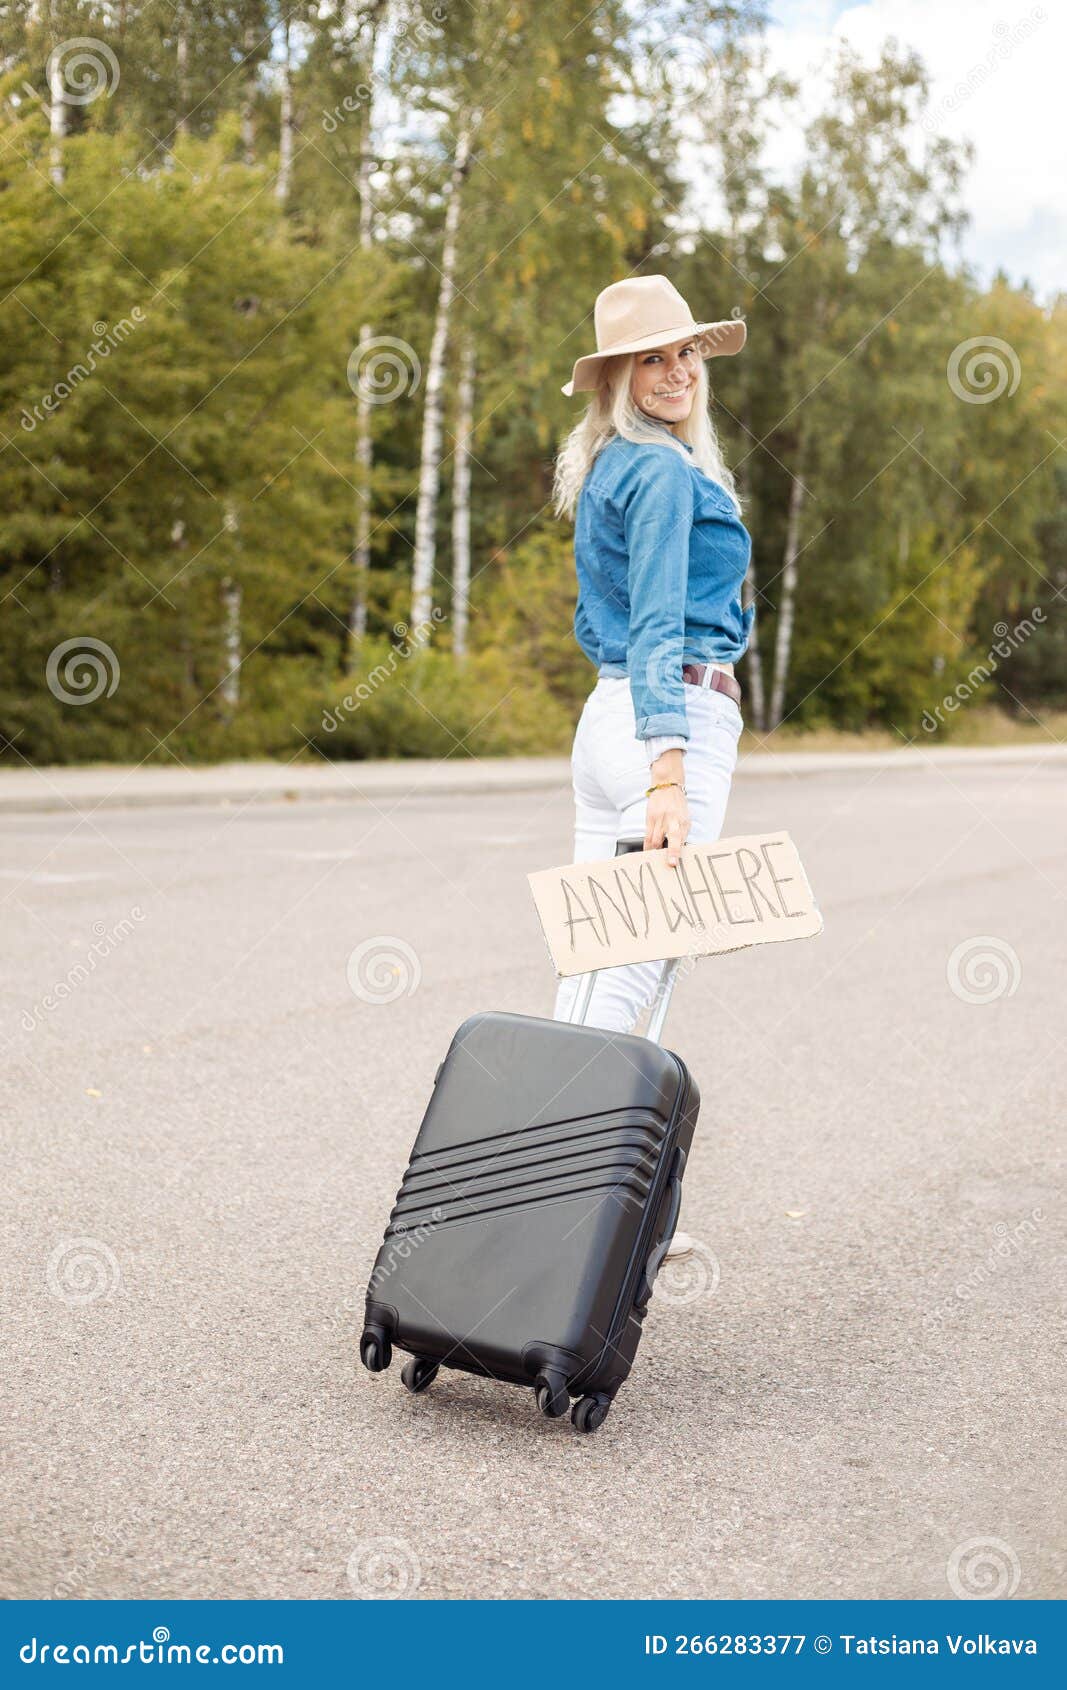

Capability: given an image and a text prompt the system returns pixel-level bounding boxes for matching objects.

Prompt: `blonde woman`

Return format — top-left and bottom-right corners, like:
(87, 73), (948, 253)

(552, 275), (752, 1067)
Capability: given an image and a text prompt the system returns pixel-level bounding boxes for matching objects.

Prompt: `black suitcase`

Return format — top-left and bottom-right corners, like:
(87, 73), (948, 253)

(359, 841), (700, 1434)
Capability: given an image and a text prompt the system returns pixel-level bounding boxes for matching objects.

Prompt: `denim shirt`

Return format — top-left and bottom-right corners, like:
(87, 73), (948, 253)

(572, 423), (754, 740)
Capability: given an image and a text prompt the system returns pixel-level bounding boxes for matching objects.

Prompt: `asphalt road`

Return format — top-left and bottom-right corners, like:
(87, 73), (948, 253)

(2, 751), (1064, 1601)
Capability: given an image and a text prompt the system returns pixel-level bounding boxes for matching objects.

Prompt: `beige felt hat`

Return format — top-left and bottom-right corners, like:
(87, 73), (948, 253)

(561, 275), (746, 396)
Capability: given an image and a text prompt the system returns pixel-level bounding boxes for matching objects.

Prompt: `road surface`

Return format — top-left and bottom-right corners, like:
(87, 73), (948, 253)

(1, 750), (1063, 1600)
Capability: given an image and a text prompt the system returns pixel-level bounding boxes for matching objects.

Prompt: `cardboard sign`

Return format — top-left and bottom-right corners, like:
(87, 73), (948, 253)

(528, 833), (822, 978)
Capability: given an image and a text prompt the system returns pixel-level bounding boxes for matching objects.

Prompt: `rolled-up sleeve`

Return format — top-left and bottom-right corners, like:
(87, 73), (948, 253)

(621, 448), (694, 740)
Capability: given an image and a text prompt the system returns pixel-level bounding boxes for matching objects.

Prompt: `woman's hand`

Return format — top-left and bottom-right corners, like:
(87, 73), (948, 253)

(645, 748), (689, 867)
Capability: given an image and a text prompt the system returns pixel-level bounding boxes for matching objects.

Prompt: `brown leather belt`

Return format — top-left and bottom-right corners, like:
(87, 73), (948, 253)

(682, 663), (742, 705)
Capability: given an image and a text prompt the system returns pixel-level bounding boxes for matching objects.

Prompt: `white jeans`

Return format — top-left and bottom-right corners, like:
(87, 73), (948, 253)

(552, 676), (743, 1033)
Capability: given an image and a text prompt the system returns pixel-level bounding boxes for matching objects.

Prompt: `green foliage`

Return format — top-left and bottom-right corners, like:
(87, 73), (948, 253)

(303, 639), (572, 760)
(0, 6), (1063, 765)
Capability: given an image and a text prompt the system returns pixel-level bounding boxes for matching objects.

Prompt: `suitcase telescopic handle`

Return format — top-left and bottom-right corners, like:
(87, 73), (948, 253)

(568, 838), (684, 1043)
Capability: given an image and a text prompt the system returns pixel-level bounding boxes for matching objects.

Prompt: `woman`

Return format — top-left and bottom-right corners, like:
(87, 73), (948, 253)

(552, 274), (753, 1049)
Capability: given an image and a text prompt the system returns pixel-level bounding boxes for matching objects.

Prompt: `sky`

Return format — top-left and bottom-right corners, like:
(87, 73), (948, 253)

(761, 0), (1064, 301)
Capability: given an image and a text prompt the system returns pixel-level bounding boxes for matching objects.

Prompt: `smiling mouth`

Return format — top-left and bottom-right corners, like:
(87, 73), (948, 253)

(656, 388), (691, 401)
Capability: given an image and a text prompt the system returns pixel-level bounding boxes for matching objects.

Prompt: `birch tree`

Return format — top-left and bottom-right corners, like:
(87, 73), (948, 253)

(348, 0), (388, 648)
(240, 15), (259, 164)
(451, 331), (475, 660)
(275, 15), (293, 202)
(44, 2), (67, 186)
(409, 114), (475, 634)
(175, 5), (189, 138)
(767, 467), (805, 728)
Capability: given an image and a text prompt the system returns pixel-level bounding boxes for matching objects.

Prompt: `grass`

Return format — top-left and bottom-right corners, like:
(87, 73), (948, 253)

(740, 707), (1067, 754)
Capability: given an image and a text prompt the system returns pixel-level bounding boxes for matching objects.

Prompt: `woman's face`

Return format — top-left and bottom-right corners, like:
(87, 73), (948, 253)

(630, 338), (700, 425)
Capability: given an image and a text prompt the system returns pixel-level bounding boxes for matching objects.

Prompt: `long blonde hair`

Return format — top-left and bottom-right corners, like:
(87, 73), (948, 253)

(552, 352), (741, 522)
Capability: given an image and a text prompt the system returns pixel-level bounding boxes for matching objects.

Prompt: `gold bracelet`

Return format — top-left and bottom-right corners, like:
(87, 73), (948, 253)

(645, 780), (686, 797)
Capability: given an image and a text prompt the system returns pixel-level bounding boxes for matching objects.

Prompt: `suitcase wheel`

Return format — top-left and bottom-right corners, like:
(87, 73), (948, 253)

(571, 1393), (611, 1435)
(401, 1356), (440, 1395)
(534, 1369), (570, 1419)
(359, 1329), (392, 1373)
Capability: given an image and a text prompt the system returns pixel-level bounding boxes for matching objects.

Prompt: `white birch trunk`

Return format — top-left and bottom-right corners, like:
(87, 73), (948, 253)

(410, 117), (475, 635)
(275, 19), (293, 204)
(741, 568), (766, 731)
(241, 24), (256, 165)
(175, 9), (189, 137)
(451, 333), (475, 660)
(349, 321), (373, 650)
(733, 390), (766, 733)
(221, 502), (242, 711)
(48, 28), (66, 186)
(768, 469), (806, 730)
(348, 4), (384, 649)
(221, 579), (243, 711)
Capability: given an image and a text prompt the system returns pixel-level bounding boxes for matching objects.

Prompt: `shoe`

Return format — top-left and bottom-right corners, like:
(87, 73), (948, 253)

(662, 1230), (695, 1263)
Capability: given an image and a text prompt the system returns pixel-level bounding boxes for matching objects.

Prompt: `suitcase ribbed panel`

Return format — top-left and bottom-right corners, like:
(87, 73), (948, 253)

(385, 1107), (666, 1236)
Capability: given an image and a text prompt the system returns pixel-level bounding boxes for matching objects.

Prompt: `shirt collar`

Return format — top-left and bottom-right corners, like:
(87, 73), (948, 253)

(646, 416), (693, 454)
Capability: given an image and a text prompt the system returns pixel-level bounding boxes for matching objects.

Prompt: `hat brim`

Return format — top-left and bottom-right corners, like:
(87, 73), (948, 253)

(561, 317), (746, 397)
